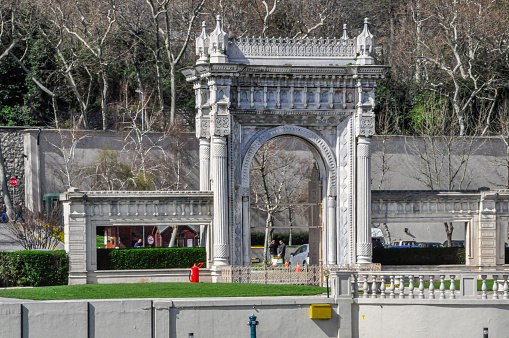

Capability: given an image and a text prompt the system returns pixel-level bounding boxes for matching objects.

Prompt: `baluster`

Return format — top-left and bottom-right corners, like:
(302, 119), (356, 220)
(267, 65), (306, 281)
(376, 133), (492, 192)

(493, 275), (499, 299)
(504, 275), (509, 300)
(408, 275), (415, 299)
(398, 275), (405, 299)
(352, 274), (358, 297)
(429, 275), (435, 299)
(481, 275), (487, 299)
(363, 275), (369, 298)
(449, 275), (456, 299)
(389, 275), (395, 299)
(380, 276), (386, 298)
(371, 274), (378, 298)
(419, 275), (425, 299)
(439, 275), (446, 299)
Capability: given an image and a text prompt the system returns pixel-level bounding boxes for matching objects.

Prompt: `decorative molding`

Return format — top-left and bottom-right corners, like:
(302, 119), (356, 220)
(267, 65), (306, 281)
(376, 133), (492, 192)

(211, 114), (231, 137)
(196, 116), (211, 139)
(356, 114), (375, 137)
(241, 125), (337, 196)
(228, 36), (356, 59)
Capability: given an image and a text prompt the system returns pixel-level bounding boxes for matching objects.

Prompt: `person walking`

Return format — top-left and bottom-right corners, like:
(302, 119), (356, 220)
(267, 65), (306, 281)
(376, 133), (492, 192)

(1, 203), (6, 223)
(15, 202), (23, 221)
(278, 240), (286, 263)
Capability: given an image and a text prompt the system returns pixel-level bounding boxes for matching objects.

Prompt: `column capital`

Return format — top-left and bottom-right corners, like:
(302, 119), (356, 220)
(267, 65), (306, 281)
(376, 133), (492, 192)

(196, 115), (211, 139)
(356, 112), (375, 138)
(210, 113), (231, 137)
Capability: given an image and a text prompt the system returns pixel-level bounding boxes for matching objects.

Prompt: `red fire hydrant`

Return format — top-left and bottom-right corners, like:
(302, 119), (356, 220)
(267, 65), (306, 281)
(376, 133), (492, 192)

(190, 262), (204, 283)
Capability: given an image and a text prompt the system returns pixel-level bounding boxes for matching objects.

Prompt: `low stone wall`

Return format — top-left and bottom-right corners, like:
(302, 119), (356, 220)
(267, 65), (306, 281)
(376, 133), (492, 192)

(0, 296), (339, 338)
(1, 294), (509, 337)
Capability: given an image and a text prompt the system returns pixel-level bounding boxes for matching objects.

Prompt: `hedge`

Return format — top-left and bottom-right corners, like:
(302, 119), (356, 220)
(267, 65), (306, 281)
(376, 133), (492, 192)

(97, 247), (206, 270)
(0, 250), (69, 287)
(251, 232), (309, 246)
(373, 247), (465, 265)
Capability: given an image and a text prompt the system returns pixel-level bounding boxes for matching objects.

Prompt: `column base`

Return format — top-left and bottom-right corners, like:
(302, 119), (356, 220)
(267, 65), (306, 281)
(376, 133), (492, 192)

(356, 257), (373, 264)
(210, 261), (229, 283)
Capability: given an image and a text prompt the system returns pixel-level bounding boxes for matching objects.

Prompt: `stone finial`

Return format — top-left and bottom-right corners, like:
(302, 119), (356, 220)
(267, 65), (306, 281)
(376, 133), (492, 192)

(341, 24), (349, 40)
(356, 18), (374, 65)
(196, 21), (209, 64)
(209, 15), (229, 63)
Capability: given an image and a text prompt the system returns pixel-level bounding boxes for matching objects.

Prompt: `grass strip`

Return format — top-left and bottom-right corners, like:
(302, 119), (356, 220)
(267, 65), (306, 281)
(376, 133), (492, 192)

(0, 283), (326, 301)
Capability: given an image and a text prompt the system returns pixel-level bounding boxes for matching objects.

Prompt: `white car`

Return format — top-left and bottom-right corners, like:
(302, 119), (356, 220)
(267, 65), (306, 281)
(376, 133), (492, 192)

(289, 244), (309, 266)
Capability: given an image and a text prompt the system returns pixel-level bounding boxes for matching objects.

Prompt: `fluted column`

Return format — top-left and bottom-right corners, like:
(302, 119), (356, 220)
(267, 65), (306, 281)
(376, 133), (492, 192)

(212, 136), (229, 267)
(356, 137), (372, 263)
(199, 138), (211, 191)
(327, 196), (337, 264)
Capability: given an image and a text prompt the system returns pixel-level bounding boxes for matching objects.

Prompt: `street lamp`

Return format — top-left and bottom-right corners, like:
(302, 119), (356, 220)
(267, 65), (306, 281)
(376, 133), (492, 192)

(135, 89), (145, 131)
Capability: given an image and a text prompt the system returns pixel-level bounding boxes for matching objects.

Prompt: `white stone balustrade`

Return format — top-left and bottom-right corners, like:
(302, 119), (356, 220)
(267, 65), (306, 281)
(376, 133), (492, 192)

(331, 271), (509, 300)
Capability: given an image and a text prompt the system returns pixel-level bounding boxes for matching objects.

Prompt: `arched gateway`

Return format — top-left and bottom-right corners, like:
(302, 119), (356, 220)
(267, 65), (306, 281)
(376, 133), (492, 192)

(182, 17), (386, 279)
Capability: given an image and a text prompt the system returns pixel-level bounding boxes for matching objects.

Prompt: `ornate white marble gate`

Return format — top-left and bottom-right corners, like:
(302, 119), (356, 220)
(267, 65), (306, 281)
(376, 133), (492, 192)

(183, 17), (386, 279)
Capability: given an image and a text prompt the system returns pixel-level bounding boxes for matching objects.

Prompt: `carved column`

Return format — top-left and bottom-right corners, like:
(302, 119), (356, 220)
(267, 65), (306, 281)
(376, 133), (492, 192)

(210, 113), (231, 280)
(196, 116), (211, 248)
(327, 195), (337, 264)
(196, 117), (211, 191)
(356, 112), (375, 264)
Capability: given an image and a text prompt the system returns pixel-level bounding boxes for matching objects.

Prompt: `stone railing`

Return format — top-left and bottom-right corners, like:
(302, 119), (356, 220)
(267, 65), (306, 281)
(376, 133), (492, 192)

(331, 270), (509, 300)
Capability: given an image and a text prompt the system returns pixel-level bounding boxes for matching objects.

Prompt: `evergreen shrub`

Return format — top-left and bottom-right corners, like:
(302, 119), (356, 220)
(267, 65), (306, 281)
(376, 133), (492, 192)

(0, 250), (69, 287)
(97, 247), (206, 270)
(372, 247), (465, 265)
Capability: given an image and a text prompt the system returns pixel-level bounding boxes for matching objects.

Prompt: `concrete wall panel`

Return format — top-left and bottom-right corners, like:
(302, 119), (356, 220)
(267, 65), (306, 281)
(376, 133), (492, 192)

(88, 299), (152, 338)
(22, 302), (87, 338)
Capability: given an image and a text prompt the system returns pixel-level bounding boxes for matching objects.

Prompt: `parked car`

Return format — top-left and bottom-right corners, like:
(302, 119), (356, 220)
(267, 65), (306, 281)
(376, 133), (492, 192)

(417, 242), (443, 248)
(388, 240), (420, 248)
(442, 240), (465, 247)
(289, 244), (309, 266)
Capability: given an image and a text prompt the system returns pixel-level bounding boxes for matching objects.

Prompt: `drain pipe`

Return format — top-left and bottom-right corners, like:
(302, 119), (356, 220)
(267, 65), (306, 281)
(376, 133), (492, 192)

(247, 314), (259, 338)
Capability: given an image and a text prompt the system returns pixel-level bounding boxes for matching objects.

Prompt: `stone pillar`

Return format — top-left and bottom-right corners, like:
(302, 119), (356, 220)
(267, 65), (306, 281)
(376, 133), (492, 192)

(199, 138), (211, 191)
(327, 195), (337, 264)
(242, 194), (250, 265)
(210, 113), (231, 281)
(356, 137), (372, 263)
(60, 188), (88, 285)
(196, 116), (211, 248)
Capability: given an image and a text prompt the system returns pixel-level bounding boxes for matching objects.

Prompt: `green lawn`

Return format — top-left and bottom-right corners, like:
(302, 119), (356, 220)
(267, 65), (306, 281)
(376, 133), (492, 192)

(0, 283), (326, 301)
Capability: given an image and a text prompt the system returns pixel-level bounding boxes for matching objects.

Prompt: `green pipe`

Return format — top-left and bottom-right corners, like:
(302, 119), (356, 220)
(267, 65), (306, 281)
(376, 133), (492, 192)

(247, 314), (259, 338)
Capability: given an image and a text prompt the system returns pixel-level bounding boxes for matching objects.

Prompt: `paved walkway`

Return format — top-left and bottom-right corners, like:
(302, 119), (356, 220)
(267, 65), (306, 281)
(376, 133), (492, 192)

(0, 223), (24, 251)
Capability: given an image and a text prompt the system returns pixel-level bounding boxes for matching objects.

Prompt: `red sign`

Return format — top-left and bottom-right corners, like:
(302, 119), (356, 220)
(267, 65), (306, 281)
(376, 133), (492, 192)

(9, 178), (18, 186)
(147, 235), (155, 245)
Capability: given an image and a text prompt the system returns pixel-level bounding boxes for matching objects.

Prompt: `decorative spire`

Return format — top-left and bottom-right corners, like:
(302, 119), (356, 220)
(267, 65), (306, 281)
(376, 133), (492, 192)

(196, 21), (209, 64)
(356, 18), (374, 65)
(341, 24), (349, 40)
(209, 15), (229, 63)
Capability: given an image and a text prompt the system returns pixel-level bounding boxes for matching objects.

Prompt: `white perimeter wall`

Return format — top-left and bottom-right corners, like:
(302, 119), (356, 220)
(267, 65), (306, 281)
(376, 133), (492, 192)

(1, 296), (509, 337)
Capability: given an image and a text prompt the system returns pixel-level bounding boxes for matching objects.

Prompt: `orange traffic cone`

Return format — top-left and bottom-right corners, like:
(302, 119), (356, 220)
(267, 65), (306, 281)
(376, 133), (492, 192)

(296, 262), (301, 272)
(271, 262), (274, 268)
(285, 260), (289, 268)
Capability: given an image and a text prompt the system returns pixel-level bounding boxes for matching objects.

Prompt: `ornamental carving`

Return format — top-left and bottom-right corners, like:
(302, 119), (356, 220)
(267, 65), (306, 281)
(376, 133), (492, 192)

(228, 36), (356, 59)
(196, 116), (210, 139)
(241, 125), (337, 196)
(211, 114), (231, 137)
(357, 115), (375, 137)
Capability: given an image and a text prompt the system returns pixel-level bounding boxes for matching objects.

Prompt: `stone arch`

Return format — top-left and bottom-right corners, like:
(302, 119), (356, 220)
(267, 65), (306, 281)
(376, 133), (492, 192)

(241, 125), (337, 196)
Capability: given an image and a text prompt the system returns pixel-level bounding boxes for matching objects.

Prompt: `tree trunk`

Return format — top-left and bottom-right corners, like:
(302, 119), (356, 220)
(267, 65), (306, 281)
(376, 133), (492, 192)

(168, 225), (178, 247)
(444, 222), (454, 247)
(0, 141), (15, 221)
(101, 70), (108, 130)
(170, 63), (176, 124)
